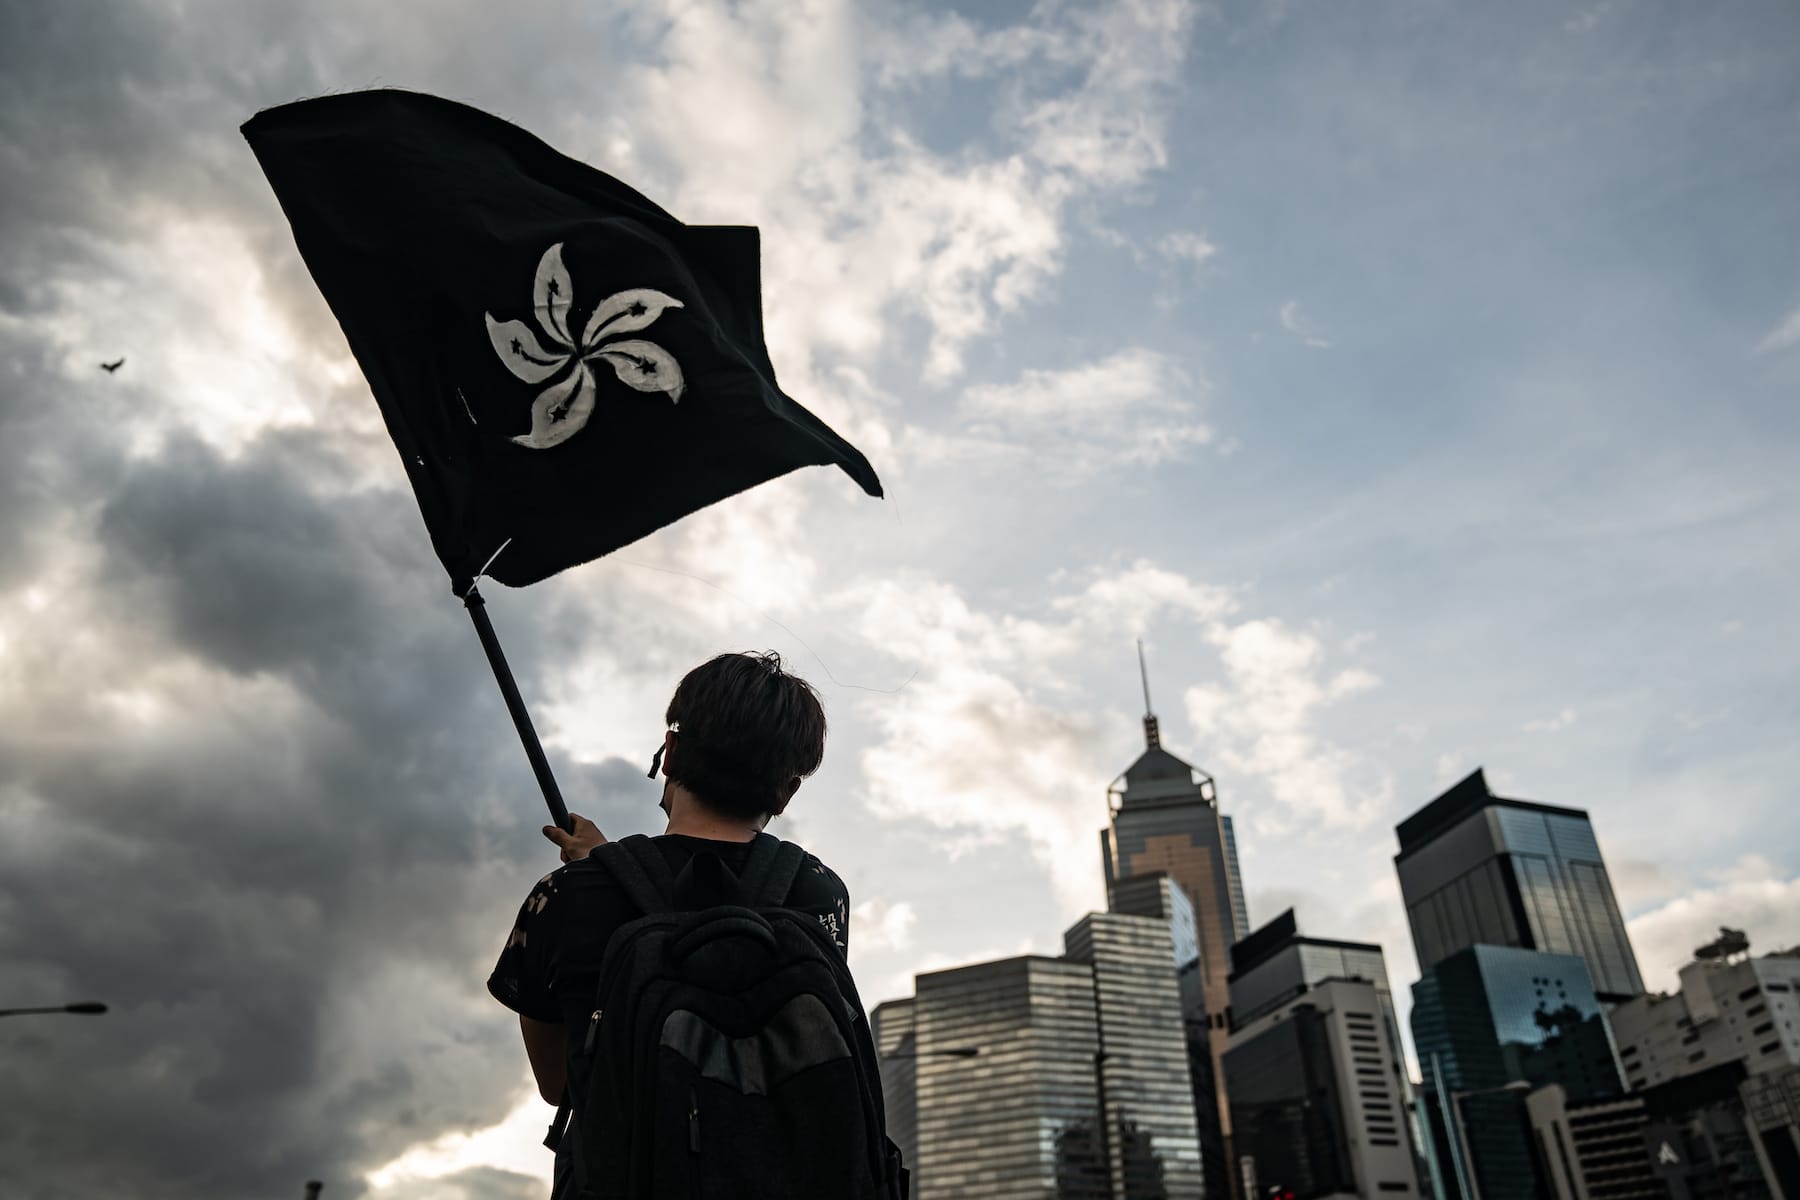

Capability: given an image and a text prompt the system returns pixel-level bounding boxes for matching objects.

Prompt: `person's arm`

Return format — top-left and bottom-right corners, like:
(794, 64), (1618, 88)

(511, 813), (604, 1104)
(521, 1014), (567, 1104)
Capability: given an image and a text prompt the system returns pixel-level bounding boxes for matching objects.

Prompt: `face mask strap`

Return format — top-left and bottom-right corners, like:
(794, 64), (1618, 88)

(647, 727), (677, 779)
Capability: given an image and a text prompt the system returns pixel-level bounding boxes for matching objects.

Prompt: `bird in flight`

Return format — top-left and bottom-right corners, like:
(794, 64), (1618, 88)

(99, 358), (125, 373)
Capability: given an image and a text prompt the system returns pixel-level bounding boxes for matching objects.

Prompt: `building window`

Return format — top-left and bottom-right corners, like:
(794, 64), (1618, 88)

(1745, 1003), (1767, 1017)
(1753, 1022), (1775, 1036)
(1687, 1050), (1706, 1063)
(1740, 985), (1761, 1001)
(1376, 1184), (1411, 1193)
(1759, 1041), (1781, 1055)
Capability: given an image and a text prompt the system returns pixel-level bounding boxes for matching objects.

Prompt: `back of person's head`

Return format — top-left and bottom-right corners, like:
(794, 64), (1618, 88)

(664, 651), (826, 819)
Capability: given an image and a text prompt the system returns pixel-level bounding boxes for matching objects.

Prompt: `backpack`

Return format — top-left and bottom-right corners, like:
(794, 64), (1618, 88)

(554, 833), (908, 1200)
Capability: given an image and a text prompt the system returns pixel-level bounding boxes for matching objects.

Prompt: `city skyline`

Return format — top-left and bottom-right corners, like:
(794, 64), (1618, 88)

(2, 1), (1797, 1196)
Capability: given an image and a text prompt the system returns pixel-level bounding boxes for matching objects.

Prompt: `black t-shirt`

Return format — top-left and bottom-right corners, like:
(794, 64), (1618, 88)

(488, 834), (851, 1030)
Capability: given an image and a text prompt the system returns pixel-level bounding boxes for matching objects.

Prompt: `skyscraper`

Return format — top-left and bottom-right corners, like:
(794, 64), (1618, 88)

(1102, 652), (1248, 1137)
(875, 909), (1209, 1198)
(1411, 945), (1624, 1198)
(1224, 909), (1425, 1198)
(1395, 768), (1645, 1003)
(1065, 912), (1211, 1197)
(1103, 872), (1230, 1195)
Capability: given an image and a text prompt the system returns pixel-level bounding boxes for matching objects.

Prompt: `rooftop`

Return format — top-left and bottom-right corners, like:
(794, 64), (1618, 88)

(1227, 907), (1384, 980)
(1393, 767), (1588, 858)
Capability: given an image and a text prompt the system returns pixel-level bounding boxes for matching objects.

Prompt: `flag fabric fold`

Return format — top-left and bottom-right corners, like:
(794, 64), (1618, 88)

(243, 89), (881, 592)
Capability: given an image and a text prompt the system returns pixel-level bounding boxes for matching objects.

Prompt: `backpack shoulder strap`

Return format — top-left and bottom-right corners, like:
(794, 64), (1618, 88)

(591, 834), (674, 915)
(737, 833), (808, 908)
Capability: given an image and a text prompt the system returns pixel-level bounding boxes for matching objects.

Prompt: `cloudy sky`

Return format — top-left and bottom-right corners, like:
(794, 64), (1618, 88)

(3, 0), (1798, 1194)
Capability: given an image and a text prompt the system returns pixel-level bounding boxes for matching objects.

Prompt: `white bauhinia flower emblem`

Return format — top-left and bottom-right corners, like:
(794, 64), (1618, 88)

(484, 242), (686, 449)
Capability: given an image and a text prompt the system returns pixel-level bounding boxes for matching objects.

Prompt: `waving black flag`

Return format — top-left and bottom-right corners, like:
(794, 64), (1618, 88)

(243, 89), (881, 594)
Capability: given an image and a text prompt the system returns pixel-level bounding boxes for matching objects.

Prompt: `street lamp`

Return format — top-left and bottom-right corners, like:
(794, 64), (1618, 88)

(1446, 1079), (1531, 1200)
(0, 1002), (109, 1018)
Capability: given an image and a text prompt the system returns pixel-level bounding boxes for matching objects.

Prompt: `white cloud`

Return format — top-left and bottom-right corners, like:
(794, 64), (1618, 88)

(1184, 619), (1388, 830)
(616, 0), (1201, 384)
(1626, 855), (1800, 994)
(1675, 708), (1730, 732)
(29, 218), (359, 460)
(852, 898), (918, 954)
(834, 563), (1229, 910)
(1014, 0), (1195, 187)
(949, 348), (1214, 475)
(1756, 307), (1800, 354)
(1434, 753), (1469, 786)
(1564, 4), (1612, 34)
(1278, 299), (1332, 349)
(1522, 708), (1578, 733)
(365, 1084), (552, 1196)
(835, 561), (1382, 908)
(1050, 560), (1237, 633)
(1157, 231), (1218, 264)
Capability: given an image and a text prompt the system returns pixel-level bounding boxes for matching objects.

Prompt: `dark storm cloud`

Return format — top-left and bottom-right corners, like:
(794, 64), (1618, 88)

(0, 414), (659, 1196)
(0, 2), (662, 1195)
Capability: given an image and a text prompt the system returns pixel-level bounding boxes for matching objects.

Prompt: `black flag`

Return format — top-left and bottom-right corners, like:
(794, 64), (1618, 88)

(243, 89), (881, 592)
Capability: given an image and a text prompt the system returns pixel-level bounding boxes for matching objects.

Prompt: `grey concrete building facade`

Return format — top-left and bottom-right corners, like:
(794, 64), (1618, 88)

(1609, 948), (1800, 1093)
(1395, 768), (1644, 1002)
(1525, 1083), (1667, 1199)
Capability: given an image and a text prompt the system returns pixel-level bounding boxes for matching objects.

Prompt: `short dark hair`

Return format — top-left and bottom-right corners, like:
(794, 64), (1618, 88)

(664, 651), (826, 819)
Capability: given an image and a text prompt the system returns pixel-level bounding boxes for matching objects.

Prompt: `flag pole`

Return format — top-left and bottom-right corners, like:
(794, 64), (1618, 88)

(461, 585), (572, 831)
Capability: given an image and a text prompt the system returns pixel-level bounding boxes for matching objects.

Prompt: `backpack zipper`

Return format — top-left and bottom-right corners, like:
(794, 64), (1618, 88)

(582, 1008), (603, 1055)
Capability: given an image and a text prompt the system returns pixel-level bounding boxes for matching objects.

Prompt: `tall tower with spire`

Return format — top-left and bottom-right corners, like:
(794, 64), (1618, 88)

(1102, 643), (1249, 1139)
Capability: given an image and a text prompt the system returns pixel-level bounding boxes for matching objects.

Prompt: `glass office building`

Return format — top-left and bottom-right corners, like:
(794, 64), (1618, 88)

(1225, 910), (1425, 1197)
(1102, 711), (1249, 1135)
(1395, 768), (1644, 1002)
(1412, 945), (1625, 1198)
(1066, 912), (1210, 1198)
(905, 955), (1108, 1199)
(1228, 909), (1398, 1032)
(1225, 1004), (1358, 1198)
(878, 910), (1209, 1198)
(1107, 873), (1230, 1193)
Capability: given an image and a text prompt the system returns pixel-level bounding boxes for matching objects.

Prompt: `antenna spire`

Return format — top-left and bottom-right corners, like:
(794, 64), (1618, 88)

(1137, 639), (1161, 749)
